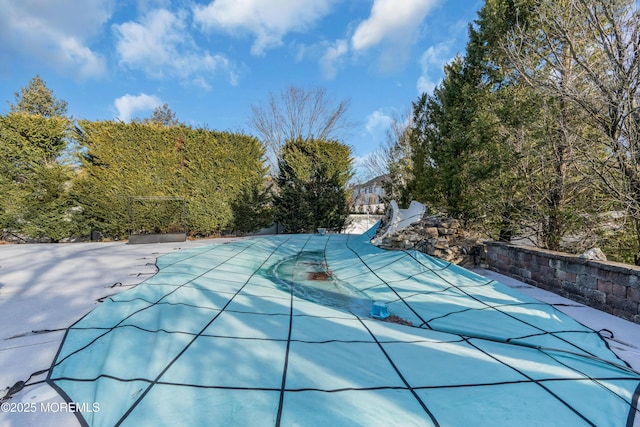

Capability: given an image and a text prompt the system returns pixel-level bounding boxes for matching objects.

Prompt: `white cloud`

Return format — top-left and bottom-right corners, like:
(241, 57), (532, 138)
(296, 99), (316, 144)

(287, 0), (444, 78)
(190, 76), (212, 92)
(0, 0), (111, 78)
(366, 110), (394, 134)
(114, 93), (162, 122)
(135, 0), (171, 14)
(417, 42), (452, 94)
(114, 8), (237, 87)
(365, 110), (394, 146)
(415, 17), (469, 94)
(351, 0), (440, 52)
(416, 77), (436, 96)
(193, 0), (338, 56)
(319, 39), (348, 79)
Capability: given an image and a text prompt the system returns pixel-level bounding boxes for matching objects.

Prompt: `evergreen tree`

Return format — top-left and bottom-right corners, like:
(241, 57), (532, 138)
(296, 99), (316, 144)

(408, 54), (493, 223)
(0, 113), (82, 241)
(1, 76), (79, 241)
(404, 0), (602, 253)
(10, 75), (68, 118)
(274, 138), (352, 233)
(231, 181), (273, 235)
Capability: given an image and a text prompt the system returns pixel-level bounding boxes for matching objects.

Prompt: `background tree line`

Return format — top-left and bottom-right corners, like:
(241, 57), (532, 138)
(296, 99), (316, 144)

(18, 0), (637, 260)
(375, 0), (640, 263)
(0, 77), (353, 241)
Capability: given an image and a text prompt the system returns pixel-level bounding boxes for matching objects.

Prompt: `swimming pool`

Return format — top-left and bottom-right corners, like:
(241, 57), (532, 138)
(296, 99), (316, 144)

(47, 226), (640, 426)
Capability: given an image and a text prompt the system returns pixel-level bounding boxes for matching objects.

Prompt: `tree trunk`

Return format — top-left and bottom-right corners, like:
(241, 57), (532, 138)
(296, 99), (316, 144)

(544, 47), (572, 251)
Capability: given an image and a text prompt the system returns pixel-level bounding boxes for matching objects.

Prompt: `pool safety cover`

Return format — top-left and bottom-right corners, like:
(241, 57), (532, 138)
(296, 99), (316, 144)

(48, 227), (640, 426)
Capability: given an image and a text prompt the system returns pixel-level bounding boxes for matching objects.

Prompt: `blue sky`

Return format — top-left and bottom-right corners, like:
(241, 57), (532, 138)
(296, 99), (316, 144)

(0, 0), (482, 178)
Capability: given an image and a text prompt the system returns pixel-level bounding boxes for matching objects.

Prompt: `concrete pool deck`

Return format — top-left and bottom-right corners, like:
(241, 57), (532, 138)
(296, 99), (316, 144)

(0, 238), (236, 426)
(1, 237), (639, 426)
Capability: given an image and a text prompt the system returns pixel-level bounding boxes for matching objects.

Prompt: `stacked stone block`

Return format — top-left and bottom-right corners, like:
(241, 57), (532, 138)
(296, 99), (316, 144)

(485, 242), (640, 324)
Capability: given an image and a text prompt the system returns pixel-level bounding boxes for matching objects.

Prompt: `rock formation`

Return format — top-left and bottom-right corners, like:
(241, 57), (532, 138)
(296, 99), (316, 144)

(372, 201), (483, 266)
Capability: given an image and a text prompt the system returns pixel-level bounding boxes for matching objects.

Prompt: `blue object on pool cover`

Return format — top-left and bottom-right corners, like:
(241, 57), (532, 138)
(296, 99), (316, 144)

(48, 225), (640, 426)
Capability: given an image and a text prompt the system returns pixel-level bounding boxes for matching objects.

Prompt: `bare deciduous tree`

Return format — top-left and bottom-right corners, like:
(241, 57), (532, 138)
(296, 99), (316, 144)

(145, 103), (181, 127)
(502, 0), (586, 250)
(362, 109), (414, 204)
(505, 0), (640, 254)
(249, 85), (354, 170)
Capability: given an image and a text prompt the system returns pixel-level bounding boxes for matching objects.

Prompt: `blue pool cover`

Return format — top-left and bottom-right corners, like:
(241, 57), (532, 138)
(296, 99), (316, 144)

(48, 226), (640, 426)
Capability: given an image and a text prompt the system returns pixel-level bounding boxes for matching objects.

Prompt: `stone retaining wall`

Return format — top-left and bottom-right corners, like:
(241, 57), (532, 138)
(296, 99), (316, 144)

(484, 242), (640, 324)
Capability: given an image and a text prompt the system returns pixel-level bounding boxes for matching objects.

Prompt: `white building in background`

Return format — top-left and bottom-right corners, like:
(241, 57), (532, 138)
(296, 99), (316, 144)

(351, 175), (386, 214)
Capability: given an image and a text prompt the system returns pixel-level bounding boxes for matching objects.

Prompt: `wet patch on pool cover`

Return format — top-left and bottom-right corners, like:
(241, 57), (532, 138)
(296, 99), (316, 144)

(268, 250), (372, 317)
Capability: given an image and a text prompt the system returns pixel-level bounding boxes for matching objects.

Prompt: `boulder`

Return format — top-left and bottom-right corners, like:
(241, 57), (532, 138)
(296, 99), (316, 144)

(579, 248), (607, 261)
(371, 201), (482, 265)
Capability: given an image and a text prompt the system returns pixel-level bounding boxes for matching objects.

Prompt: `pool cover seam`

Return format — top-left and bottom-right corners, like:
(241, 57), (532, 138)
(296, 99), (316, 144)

(333, 247), (456, 283)
(61, 322), (478, 345)
(355, 314), (440, 426)
(535, 343), (640, 419)
(49, 374), (640, 392)
(627, 382), (640, 427)
(49, 239), (263, 369)
(112, 235), (298, 426)
(463, 335), (597, 426)
(275, 234), (315, 427)
(343, 233), (433, 330)
(422, 300), (587, 324)
(404, 250), (606, 362)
